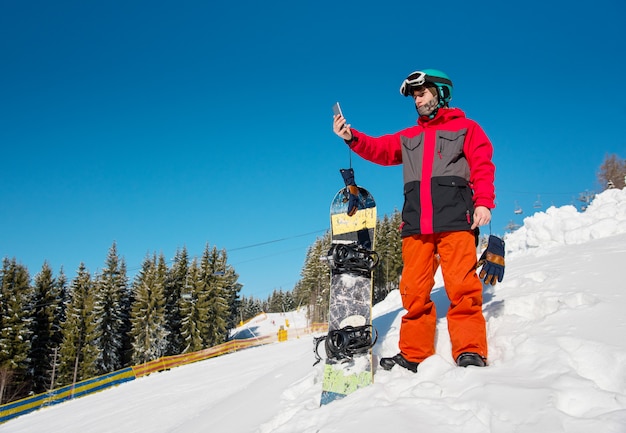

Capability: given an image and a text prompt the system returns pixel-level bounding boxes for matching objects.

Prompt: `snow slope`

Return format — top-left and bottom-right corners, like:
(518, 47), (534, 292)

(3, 188), (626, 433)
(228, 307), (311, 341)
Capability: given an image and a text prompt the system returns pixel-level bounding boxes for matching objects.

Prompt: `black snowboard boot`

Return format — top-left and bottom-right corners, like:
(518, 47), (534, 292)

(379, 353), (419, 373)
(456, 352), (486, 367)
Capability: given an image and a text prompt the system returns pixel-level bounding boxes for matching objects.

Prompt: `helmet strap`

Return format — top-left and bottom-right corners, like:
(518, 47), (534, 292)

(437, 87), (447, 107)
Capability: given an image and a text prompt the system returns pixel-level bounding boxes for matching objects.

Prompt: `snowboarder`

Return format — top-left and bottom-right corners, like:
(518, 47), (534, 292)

(332, 69), (499, 371)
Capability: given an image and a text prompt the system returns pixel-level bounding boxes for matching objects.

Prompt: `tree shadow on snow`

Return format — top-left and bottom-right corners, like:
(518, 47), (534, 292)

(229, 326), (261, 340)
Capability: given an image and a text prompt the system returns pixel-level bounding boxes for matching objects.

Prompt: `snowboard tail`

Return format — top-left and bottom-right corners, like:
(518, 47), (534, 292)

(321, 354), (373, 404)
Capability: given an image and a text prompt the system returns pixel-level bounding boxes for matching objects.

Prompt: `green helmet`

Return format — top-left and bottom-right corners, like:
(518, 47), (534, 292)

(400, 69), (453, 105)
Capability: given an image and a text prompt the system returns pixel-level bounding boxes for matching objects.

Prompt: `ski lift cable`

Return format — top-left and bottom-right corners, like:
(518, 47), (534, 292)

(124, 229), (327, 274)
(229, 229), (326, 252)
(501, 189), (583, 196)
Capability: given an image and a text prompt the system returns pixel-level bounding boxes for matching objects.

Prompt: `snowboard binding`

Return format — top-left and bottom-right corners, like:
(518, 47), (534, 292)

(313, 324), (378, 365)
(325, 241), (379, 275)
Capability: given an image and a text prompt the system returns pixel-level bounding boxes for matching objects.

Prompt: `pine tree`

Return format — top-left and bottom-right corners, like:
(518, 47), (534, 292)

(49, 267), (68, 390)
(53, 268), (68, 344)
(164, 247), (189, 355)
(56, 264), (100, 387)
(219, 251), (242, 332)
(118, 260), (133, 367)
(94, 242), (129, 373)
(129, 254), (169, 364)
(29, 262), (62, 393)
(199, 245), (229, 347)
(0, 258), (33, 403)
(179, 259), (208, 352)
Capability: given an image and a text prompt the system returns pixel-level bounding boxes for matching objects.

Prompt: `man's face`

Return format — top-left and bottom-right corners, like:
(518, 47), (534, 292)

(412, 86), (436, 108)
(412, 85), (439, 117)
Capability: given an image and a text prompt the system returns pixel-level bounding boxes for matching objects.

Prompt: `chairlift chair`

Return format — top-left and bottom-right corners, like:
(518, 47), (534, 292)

(505, 220), (521, 232)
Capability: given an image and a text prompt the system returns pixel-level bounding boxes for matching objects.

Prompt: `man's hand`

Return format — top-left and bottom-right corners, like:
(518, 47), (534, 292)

(471, 206), (491, 229)
(333, 114), (353, 141)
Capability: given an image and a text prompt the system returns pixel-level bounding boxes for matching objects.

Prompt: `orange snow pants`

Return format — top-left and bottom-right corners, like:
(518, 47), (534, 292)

(399, 230), (487, 363)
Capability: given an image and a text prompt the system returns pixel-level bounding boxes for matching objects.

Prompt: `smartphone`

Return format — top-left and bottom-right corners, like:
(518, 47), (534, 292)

(332, 102), (344, 118)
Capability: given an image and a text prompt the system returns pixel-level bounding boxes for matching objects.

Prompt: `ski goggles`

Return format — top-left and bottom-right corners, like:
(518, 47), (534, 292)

(399, 71), (452, 96)
(400, 71), (428, 96)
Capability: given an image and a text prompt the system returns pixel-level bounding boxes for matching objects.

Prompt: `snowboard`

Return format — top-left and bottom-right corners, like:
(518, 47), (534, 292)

(319, 185), (377, 406)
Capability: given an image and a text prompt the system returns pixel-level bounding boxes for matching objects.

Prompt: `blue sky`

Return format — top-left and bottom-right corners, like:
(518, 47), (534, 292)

(1, 0), (625, 300)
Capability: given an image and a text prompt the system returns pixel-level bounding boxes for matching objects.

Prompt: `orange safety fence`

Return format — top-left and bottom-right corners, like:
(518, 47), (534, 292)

(131, 335), (273, 377)
(310, 322), (329, 333)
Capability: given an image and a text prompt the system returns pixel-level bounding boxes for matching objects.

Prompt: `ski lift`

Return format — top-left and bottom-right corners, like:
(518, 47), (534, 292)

(514, 201), (523, 215)
(505, 220), (521, 232)
(181, 273), (193, 301)
(533, 195), (542, 209)
(578, 190), (594, 212)
(181, 277), (193, 301)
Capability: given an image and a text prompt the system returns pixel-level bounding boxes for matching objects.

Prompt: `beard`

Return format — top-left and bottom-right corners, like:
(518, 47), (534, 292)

(417, 95), (439, 116)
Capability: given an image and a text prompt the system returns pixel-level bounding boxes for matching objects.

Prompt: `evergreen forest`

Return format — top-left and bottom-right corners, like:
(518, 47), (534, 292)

(0, 211), (405, 405)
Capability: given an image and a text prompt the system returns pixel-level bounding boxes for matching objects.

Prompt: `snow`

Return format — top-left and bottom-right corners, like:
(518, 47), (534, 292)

(228, 308), (311, 341)
(3, 188), (626, 432)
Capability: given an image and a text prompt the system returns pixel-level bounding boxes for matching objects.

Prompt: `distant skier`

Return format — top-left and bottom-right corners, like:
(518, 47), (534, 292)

(332, 69), (502, 371)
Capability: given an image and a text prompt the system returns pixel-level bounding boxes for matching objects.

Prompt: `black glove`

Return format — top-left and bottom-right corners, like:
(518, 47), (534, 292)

(340, 168), (359, 216)
(477, 235), (505, 285)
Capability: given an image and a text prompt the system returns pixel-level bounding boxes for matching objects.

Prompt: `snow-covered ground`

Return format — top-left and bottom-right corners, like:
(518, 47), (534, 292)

(3, 188), (626, 432)
(228, 307), (311, 341)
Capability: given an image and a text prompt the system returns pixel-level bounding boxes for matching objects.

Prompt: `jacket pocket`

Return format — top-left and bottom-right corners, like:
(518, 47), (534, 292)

(432, 176), (473, 231)
(401, 134), (425, 184)
(401, 133), (424, 151)
(437, 129), (466, 157)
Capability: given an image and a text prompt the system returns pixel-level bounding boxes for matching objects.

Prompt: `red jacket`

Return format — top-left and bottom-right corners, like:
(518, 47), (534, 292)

(348, 107), (495, 236)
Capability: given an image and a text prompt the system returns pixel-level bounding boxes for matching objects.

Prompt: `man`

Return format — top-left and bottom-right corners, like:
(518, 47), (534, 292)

(332, 69), (496, 371)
